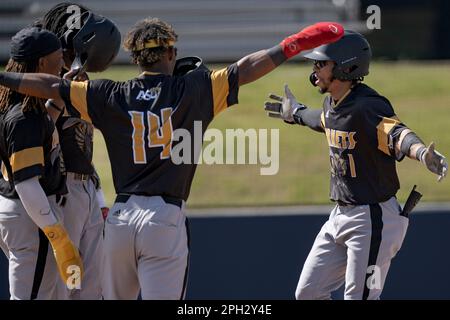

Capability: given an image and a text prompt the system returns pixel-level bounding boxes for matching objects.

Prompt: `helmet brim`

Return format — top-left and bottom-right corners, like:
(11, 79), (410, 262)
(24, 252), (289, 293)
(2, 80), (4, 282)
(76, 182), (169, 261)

(302, 48), (332, 61)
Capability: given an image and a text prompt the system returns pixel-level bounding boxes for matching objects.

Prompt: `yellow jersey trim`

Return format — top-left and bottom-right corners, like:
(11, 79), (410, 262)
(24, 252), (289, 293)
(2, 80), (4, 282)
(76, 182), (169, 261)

(10, 147), (44, 173)
(211, 68), (229, 117)
(70, 81), (91, 123)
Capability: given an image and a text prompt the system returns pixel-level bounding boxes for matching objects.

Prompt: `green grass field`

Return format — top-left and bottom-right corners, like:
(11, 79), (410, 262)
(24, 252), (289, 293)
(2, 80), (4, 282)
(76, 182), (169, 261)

(91, 62), (450, 207)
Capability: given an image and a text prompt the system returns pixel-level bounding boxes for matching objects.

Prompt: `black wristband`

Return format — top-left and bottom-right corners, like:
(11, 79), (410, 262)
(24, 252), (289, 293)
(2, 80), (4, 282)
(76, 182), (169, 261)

(0, 72), (23, 91)
(267, 45), (287, 67)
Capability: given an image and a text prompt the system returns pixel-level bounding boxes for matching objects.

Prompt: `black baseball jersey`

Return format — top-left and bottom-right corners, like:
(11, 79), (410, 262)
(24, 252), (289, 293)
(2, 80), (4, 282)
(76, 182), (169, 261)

(56, 116), (95, 175)
(59, 64), (239, 200)
(319, 83), (407, 205)
(0, 103), (66, 198)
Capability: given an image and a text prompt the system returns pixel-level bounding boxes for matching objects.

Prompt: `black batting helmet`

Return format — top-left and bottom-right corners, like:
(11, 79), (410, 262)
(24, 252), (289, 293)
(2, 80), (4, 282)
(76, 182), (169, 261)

(173, 56), (209, 76)
(303, 30), (372, 81)
(61, 11), (121, 73)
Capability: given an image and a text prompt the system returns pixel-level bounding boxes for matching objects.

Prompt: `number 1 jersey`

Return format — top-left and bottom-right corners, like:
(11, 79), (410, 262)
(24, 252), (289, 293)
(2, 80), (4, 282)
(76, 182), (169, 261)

(319, 83), (407, 205)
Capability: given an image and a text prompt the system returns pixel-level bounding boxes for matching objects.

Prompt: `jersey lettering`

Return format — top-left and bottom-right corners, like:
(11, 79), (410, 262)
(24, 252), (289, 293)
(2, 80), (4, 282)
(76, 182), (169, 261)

(325, 128), (356, 150)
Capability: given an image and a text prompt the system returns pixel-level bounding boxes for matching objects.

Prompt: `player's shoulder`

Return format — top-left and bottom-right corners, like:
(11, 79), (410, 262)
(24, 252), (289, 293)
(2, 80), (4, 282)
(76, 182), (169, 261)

(2, 103), (46, 133)
(88, 78), (120, 90)
(4, 103), (43, 122)
(173, 65), (212, 95)
(177, 64), (211, 82)
(353, 83), (394, 116)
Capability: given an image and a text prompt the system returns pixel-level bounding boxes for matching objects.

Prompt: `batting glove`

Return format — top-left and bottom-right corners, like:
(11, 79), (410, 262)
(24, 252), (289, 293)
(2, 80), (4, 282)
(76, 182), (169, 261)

(419, 142), (448, 181)
(280, 22), (344, 59)
(264, 84), (305, 123)
(42, 223), (84, 288)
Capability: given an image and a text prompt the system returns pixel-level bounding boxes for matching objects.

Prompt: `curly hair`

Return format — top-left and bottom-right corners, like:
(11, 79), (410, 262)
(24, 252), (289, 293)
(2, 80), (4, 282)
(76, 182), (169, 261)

(123, 18), (178, 67)
(0, 59), (45, 113)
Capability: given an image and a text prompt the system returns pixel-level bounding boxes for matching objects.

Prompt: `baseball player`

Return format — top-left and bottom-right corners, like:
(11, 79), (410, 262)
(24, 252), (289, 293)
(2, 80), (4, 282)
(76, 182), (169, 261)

(0, 27), (82, 299)
(265, 31), (448, 299)
(0, 18), (344, 299)
(33, 3), (121, 299)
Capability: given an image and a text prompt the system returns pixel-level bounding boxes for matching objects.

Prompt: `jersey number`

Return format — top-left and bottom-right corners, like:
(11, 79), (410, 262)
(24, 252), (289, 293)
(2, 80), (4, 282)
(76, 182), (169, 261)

(330, 152), (357, 178)
(129, 108), (173, 163)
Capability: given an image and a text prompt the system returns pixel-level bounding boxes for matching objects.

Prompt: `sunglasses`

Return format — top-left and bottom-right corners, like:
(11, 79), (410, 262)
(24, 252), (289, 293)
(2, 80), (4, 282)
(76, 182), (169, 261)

(313, 60), (328, 69)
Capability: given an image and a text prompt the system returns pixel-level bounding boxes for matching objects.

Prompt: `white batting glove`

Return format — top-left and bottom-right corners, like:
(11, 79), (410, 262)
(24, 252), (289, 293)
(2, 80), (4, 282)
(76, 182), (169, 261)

(419, 142), (448, 182)
(264, 84), (305, 123)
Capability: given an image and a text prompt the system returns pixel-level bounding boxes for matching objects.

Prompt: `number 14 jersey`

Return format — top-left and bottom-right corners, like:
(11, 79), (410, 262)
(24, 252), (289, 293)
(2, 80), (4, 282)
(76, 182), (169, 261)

(59, 64), (239, 201)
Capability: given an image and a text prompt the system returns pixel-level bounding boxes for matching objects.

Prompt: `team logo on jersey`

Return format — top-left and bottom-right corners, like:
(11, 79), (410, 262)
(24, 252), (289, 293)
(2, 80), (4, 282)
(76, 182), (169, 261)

(136, 82), (162, 109)
(330, 152), (348, 177)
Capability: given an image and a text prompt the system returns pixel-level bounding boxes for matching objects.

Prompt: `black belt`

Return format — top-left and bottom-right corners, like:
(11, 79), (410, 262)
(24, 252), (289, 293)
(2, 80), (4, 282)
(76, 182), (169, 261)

(67, 172), (91, 181)
(115, 194), (183, 209)
(336, 200), (352, 207)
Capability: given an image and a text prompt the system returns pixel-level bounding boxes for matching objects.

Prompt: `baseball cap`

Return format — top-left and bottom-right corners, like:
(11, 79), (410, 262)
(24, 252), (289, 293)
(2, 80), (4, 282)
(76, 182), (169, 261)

(10, 27), (61, 62)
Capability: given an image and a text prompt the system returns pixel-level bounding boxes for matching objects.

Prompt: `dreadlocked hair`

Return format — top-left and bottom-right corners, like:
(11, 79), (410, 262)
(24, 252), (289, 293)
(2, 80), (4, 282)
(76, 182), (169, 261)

(123, 18), (178, 67)
(0, 59), (46, 113)
(33, 2), (89, 42)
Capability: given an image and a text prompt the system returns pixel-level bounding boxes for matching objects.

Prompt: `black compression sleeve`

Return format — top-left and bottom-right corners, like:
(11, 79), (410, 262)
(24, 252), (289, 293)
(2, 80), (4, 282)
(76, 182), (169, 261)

(267, 45), (288, 67)
(0, 72), (23, 91)
(293, 108), (323, 132)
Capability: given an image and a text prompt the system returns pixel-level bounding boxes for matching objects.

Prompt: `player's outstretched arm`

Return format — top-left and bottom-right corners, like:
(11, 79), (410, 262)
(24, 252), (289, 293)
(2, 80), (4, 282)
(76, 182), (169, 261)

(396, 130), (448, 181)
(237, 22), (344, 86)
(0, 72), (61, 100)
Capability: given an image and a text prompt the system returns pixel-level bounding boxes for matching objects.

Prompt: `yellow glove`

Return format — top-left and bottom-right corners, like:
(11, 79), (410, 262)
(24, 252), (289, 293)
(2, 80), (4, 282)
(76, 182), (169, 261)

(42, 223), (83, 289)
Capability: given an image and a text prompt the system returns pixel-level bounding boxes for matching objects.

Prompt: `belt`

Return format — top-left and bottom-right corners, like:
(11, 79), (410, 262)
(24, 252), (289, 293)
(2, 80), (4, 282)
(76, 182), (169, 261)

(115, 194), (183, 209)
(67, 172), (91, 181)
(336, 200), (353, 207)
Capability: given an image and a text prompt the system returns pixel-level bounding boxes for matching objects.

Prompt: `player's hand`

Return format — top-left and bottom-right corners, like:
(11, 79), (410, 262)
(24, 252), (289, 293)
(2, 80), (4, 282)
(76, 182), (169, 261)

(264, 84), (305, 123)
(63, 68), (89, 82)
(73, 71), (89, 81)
(42, 223), (84, 288)
(421, 142), (448, 181)
(101, 207), (110, 220)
